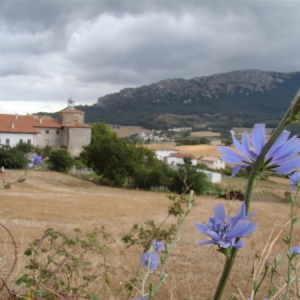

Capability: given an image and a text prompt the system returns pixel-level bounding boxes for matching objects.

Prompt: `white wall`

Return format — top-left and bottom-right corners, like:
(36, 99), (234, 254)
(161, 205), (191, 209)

(0, 132), (36, 147)
(155, 150), (177, 161)
(166, 156), (197, 166)
(197, 169), (222, 183)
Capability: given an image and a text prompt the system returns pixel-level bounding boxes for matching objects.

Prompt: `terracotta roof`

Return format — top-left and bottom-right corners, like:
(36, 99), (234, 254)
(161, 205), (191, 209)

(31, 115), (62, 128)
(0, 114), (61, 134)
(170, 152), (196, 159)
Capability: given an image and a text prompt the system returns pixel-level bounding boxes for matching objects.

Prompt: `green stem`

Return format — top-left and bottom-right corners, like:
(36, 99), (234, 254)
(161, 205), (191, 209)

(150, 191), (194, 299)
(253, 263), (270, 300)
(213, 89), (300, 299)
(267, 260), (276, 299)
(283, 191), (298, 300)
(245, 88), (300, 213)
(213, 248), (238, 300)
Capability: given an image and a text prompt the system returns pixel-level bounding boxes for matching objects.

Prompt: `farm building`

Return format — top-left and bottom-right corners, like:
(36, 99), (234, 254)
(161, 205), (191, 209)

(166, 152), (197, 166)
(154, 149), (178, 161)
(200, 156), (226, 169)
(197, 169), (222, 183)
(0, 98), (91, 156)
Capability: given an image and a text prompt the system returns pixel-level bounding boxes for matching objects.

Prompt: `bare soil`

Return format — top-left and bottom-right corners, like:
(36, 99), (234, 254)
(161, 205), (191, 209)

(0, 170), (298, 299)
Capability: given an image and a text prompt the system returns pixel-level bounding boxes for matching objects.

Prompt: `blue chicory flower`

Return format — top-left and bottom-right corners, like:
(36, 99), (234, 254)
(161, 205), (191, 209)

(28, 154), (43, 168)
(289, 172), (300, 190)
(135, 298), (148, 300)
(290, 246), (300, 255)
(195, 202), (257, 249)
(218, 124), (300, 176)
(140, 251), (159, 270)
(152, 240), (164, 253)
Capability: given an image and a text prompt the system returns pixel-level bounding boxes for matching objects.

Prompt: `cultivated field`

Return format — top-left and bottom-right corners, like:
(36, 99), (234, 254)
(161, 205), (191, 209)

(0, 169), (298, 299)
(110, 125), (151, 137)
(190, 131), (220, 137)
(146, 143), (225, 158)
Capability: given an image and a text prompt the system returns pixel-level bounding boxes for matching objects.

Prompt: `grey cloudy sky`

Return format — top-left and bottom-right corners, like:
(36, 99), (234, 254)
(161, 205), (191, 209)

(1, 0), (300, 114)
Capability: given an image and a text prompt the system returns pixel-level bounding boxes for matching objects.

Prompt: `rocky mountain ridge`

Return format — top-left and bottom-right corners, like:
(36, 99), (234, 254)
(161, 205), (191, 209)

(76, 69), (300, 129)
(95, 70), (294, 109)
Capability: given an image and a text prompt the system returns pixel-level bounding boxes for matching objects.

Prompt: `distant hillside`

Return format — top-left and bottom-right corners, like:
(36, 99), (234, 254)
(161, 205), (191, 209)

(77, 69), (300, 130)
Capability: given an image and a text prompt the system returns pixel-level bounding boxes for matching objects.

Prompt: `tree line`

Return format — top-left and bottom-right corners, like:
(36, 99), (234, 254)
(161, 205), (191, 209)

(0, 122), (219, 195)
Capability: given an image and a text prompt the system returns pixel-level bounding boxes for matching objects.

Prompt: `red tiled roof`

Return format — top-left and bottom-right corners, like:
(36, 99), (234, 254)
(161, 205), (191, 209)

(0, 114), (61, 134)
(31, 115), (62, 128)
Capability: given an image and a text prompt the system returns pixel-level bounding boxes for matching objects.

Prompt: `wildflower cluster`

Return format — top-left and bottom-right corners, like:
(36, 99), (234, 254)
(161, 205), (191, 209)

(28, 154), (43, 168)
(140, 240), (164, 271)
(218, 124), (300, 176)
(196, 202), (257, 252)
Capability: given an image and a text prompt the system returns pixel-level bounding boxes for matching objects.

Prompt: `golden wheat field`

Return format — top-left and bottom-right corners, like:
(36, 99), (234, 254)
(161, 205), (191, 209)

(0, 169), (299, 299)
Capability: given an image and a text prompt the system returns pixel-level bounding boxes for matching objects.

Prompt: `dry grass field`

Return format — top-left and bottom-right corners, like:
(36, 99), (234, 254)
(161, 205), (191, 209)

(190, 131), (220, 138)
(0, 170), (299, 299)
(110, 125), (151, 137)
(146, 143), (224, 158)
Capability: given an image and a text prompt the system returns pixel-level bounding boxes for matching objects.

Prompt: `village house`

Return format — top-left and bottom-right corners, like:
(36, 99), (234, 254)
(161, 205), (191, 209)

(0, 98), (91, 156)
(196, 169), (222, 183)
(152, 148), (222, 183)
(154, 149), (178, 161)
(200, 156), (226, 170)
(166, 152), (197, 166)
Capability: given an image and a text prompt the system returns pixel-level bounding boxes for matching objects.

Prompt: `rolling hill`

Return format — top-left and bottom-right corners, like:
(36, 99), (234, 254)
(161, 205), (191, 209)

(61, 70), (300, 130)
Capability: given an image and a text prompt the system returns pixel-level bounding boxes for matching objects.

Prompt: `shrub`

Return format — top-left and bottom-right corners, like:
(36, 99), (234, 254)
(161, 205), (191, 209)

(16, 227), (114, 299)
(0, 145), (28, 169)
(14, 142), (34, 154)
(48, 149), (73, 172)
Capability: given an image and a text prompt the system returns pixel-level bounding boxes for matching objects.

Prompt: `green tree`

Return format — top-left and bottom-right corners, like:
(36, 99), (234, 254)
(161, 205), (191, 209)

(15, 141), (34, 154)
(168, 163), (208, 195)
(48, 149), (73, 172)
(81, 122), (158, 187)
(132, 163), (175, 190)
(0, 145), (28, 169)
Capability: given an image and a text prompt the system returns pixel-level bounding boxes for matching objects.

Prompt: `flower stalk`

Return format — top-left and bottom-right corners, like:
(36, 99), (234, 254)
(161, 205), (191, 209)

(214, 89), (300, 300)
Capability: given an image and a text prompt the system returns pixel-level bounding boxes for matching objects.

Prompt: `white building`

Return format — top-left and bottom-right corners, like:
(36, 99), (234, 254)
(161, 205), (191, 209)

(0, 98), (91, 156)
(200, 156), (226, 170)
(155, 149), (178, 161)
(166, 152), (197, 166)
(197, 169), (222, 183)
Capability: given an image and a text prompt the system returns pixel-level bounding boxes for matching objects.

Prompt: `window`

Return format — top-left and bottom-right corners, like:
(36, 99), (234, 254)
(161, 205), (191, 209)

(56, 130), (60, 135)
(27, 139), (31, 145)
(46, 130), (49, 134)
(19, 139), (23, 143)
(6, 139), (10, 145)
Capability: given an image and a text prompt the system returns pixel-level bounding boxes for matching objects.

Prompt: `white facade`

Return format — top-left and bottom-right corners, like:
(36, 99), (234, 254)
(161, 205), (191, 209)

(0, 132), (36, 147)
(166, 156), (197, 166)
(197, 169), (222, 183)
(201, 156), (226, 170)
(155, 150), (177, 161)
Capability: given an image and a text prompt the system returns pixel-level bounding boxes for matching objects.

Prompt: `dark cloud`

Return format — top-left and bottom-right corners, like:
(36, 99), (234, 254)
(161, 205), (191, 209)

(0, 0), (300, 114)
